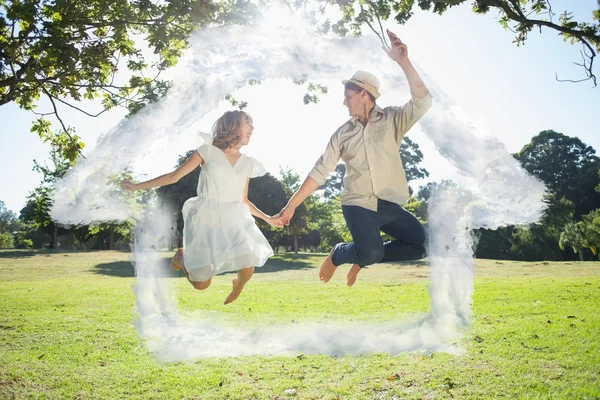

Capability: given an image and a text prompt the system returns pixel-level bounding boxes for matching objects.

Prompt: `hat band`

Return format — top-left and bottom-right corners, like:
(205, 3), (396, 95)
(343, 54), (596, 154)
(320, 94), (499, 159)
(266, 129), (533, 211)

(352, 80), (379, 97)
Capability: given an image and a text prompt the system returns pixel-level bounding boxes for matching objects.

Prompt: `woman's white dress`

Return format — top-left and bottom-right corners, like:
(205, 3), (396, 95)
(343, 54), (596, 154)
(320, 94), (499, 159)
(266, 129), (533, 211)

(182, 142), (274, 282)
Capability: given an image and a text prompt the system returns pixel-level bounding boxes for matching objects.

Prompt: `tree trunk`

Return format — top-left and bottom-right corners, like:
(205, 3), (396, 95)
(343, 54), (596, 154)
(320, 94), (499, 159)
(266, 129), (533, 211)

(51, 223), (58, 249)
(293, 233), (298, 254)
(578, 248), (584, 261)
(109, 225), (115, 250)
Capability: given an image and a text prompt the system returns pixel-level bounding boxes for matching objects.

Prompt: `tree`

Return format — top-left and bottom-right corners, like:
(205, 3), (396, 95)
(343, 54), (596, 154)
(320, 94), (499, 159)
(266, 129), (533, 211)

(403, 196), (426, 223)
(1, 0), (257, 148)
(0, 201), (19, 248)
(559, 222), (588, 261)
(321, 163), (345, 199)
(581, 208), (600, 259)
(247, 173), (288, 249)
(313, 0), (599, 86)
(475, 131), (600, 261)
(0, 200), (20, 234)
(12, 122), (85, 248)
(18, 126), (85, 248)
(514, 130), (600, 218)
(0, 232), (14, 248)
(401, 136), (429, 181)
(19, 185), (54, 248)
(17, 127), (139, 249)
(474, 227), (513, 260)
(415, 179), (456, 221)
(302, 194), (340, 251)
(279, 167), (310, 253)
(509, 194), (575, 261)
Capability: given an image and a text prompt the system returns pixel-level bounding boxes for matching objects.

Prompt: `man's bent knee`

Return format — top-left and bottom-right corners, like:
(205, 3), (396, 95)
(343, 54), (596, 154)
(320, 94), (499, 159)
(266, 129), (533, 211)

(358, 246), (385, 266)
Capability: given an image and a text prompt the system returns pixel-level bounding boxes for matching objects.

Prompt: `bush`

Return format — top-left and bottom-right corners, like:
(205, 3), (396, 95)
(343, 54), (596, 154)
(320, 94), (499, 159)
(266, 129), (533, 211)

(19, 239), (33, 249)
(0, 232), (14, 249)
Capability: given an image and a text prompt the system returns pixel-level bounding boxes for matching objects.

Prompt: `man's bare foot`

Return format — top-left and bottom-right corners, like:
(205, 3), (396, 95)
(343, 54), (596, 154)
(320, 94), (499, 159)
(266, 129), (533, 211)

(170, 248), (184, 271)
(318, 250), (337, 283)
(224, 277), (244, 305)
(347, 264), (361, 287)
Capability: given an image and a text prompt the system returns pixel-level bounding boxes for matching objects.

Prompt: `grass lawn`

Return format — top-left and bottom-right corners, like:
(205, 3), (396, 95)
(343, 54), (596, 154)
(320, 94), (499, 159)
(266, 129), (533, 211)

(0, 250), (599, 399)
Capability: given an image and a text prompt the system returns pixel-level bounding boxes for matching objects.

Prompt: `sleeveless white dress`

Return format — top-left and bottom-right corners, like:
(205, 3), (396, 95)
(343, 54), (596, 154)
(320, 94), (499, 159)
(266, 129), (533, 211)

(181, 139), (274, 282)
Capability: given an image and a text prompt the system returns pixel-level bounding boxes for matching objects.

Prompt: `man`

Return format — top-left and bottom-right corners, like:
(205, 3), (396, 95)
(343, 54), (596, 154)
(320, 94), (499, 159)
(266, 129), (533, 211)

(279, 29), (432, 286)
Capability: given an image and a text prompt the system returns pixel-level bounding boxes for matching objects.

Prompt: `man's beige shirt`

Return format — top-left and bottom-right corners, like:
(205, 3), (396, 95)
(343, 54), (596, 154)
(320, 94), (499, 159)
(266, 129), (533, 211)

(309, 93), (433, 212)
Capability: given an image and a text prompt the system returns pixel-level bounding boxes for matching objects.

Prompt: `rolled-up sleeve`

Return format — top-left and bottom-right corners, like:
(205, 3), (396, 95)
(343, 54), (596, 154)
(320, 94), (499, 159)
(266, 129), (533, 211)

(308, 131), (342, 186)
(391, 92), (433, 145)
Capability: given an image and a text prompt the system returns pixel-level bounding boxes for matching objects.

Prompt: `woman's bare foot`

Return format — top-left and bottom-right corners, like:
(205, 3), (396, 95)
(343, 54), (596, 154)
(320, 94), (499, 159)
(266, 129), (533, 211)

(224, 277), (243, 305)
(170, 248), (184, 271)
(347, 264), (361, 287)
(224, 267), (254, 305)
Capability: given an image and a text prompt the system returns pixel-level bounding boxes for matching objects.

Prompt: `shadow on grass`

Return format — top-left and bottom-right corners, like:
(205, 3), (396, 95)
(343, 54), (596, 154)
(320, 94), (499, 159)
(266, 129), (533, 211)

(92, 261), (136, 277)
(253, 255), (318, 274)
(92, 257), (182, 278)
(0, 250), (37, 259)
(92, 254), (320, 278)
(0, 249), (132, 259)
(389, 259), (430, 267)
(90, 253), (428, 278)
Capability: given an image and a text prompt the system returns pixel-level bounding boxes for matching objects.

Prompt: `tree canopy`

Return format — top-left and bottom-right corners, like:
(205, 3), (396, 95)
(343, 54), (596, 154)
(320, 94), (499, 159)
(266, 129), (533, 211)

(514, 130), (600, 218)
(313, 0), (599, 86)
(1, 0), (257, 147)
(2, 0), (597, 154)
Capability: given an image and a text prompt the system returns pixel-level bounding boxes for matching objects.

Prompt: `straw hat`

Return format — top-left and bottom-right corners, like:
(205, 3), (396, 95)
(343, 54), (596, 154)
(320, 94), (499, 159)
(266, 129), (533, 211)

(342, 70), (381, 99)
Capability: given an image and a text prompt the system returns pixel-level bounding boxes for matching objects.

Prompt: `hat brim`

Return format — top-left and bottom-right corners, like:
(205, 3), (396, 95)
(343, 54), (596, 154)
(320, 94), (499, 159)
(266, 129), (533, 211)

(341, 79), (380, 99)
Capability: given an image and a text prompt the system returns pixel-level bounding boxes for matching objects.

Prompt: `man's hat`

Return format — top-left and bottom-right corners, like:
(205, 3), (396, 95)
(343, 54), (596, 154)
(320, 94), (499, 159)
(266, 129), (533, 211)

(342, 70), (381, 99)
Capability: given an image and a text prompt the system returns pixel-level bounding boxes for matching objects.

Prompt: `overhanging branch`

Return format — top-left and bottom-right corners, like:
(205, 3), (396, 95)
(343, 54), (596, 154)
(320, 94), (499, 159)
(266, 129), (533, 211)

(42, 88), (87, 159)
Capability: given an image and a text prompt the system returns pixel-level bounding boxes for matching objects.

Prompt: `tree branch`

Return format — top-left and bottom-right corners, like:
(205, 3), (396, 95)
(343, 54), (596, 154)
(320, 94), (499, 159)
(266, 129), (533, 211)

(53, 96), (111, 118)
(431, 0), (599, 41)
(433, 0), (597, 86)
(371, 2), (390, 50)
(0, 57), (36, 88)
(42, 88), (86, 159)
(31, 110), (55, 117)
(483, 0), (600, 42)
(45, 81), (132, 90)
(360, 3), (390, 51)
(555, 41), (597, 87)
(546, 0), (555, 23)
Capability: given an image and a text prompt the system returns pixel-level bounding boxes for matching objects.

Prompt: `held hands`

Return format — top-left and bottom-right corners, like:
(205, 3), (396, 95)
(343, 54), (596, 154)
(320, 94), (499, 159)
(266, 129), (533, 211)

(266, 215), (285, 228)
(383, 29), (408, 65)
(277, 206), (296, 226)
(120, 179), (138, 191)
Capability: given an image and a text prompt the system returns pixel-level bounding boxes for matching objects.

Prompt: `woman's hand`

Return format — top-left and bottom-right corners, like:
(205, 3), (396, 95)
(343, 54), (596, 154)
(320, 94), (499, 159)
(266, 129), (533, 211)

(120, 179), (138, 191)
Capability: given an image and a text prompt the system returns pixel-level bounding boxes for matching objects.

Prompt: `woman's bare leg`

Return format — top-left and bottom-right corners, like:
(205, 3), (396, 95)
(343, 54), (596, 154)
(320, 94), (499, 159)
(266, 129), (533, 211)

(171, 248), (212, 290)
(224, 266), (254, 305)
(170, 248), (185, 271)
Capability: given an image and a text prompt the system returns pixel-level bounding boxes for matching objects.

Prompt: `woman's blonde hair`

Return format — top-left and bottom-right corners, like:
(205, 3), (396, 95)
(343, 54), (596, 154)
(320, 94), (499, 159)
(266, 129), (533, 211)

(211, 110), (252, 150)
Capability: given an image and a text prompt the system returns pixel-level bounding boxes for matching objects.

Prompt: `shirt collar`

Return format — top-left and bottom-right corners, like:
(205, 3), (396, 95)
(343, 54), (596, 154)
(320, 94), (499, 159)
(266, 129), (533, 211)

(350, 104), (384, 126)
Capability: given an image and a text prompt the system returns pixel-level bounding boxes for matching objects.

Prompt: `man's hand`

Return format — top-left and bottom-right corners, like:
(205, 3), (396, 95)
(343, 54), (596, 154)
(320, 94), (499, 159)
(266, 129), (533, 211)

(278, 206), (296, 226)
(383, 29), (408, 65)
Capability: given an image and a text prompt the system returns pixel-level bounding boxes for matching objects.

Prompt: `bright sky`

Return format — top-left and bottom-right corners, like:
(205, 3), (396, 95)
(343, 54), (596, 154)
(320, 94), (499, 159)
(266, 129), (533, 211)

(1, 1), (598, 214)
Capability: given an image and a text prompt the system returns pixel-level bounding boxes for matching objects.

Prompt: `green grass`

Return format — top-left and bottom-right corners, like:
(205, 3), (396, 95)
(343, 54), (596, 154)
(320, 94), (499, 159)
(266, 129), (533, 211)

(0, 250), (599, 399)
